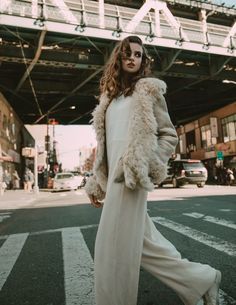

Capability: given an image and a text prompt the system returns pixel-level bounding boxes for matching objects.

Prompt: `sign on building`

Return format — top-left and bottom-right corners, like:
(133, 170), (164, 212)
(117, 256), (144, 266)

(216, 151), (223, 160)
(22, 147), (35, 158)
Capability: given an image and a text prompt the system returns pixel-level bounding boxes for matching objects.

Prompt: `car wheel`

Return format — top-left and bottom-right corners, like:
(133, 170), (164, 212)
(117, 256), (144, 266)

(197, 183), (205, 188)
(172, 178), (179, 188)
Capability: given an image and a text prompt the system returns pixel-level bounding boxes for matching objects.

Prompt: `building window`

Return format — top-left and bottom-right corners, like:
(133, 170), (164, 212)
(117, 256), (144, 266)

(3, 114), (7, 132)
(179, 135), (184, 154)
(186, 130), (196, 153)
(6, 118), (10, 139)
(221, 114), (236, 142)
(12, 123), (16, 136)
(179, 134), (187, 154)
(201, 125), (217, 148)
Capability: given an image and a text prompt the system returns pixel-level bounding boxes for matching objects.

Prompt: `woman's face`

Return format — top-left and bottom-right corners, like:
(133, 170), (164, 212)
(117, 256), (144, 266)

(121, 42), (143, 74)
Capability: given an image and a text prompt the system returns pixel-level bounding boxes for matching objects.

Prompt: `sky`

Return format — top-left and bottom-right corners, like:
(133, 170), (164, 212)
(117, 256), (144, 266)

(26, 124), (97, 170)
(54, 125), (96, 170)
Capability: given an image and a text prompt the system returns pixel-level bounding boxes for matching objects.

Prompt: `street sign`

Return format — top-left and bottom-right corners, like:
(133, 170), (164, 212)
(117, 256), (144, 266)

(22, 147), (35, 158)
(216, 151), (224, 160)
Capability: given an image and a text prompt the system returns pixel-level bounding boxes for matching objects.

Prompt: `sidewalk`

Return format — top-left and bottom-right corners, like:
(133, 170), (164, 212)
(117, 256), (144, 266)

(0, 189), (53, 210)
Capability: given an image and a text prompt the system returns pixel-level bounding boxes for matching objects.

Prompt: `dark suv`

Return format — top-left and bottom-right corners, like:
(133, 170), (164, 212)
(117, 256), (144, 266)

(160, 159), (208, 188)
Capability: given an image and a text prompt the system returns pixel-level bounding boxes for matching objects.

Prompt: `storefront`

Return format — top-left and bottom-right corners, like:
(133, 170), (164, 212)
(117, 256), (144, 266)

(0, 92), (35, 188)
(176, 102), (236, 184)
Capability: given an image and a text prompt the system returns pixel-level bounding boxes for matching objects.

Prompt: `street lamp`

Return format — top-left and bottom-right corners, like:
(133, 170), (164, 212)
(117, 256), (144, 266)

(47, 105), (76, 118)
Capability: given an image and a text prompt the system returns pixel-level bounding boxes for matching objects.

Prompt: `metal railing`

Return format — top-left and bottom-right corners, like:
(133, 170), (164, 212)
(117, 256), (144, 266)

(0, 0), (235, 51)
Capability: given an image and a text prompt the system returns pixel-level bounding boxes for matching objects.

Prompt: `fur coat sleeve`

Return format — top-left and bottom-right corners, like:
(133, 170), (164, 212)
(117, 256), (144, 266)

(148, 79), (178, 165)
(84, 174), (106, 201)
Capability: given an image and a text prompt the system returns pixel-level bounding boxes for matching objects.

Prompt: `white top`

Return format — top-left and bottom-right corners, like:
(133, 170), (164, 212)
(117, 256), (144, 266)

(105, 95), (133, 177)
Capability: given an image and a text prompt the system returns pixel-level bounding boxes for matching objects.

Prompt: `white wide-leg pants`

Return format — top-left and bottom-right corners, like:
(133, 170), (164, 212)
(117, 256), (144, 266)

(94, 95), (216, 305)
(141, 214), (216, 305)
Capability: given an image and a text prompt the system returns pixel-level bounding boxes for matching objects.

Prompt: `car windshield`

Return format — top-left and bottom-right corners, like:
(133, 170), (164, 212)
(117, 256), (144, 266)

(183, 162), (204, 170)
(56, 174), (73, 179)
(72, 172), (79, 176)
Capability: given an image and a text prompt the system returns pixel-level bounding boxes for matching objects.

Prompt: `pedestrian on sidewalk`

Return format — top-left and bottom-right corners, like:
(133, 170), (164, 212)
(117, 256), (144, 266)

(226, 168), (235, 186)
(12, 169), (20, 189)
(27, 169), (34, 192)
(23, 168), (34, 192)
(23, 168), (29, 192)
(3, 169), (11, 190)
(0, 181), (7, 195)
(85, 35), (221, 305)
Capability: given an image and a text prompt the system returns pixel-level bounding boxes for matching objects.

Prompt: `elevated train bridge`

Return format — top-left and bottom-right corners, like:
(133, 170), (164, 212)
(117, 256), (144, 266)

(0, 0), (235, 125)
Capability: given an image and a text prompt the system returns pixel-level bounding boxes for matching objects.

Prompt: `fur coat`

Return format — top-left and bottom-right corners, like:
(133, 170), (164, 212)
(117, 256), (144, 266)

(85, 77), (178, 200)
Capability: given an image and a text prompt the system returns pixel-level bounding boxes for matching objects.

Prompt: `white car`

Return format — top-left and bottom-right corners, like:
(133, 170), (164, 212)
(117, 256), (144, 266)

(71, 172), (84, 188)
(53, 172), (78, 191)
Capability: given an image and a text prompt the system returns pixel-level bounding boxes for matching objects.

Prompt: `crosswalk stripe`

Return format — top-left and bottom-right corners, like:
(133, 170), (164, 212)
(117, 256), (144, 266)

(152, 216), (236, 257)
(0, 233), (28, 290)
(0, 224), (236, 304)
(62, 227), (95, 305)
(204, 215), (236, 230)
(183, 212), (204, 219)
(219, 289), (236, 305)
(183, 213), (236, 230)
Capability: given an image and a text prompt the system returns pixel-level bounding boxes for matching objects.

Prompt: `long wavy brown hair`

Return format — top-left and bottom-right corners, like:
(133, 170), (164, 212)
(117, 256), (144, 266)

(99, 36), (151, 102)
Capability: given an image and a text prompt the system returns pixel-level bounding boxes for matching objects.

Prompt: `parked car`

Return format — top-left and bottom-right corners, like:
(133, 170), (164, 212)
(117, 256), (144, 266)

(53, 172), (78, 191)
(71, 171), (85, 188)
(159, 159), (208, 188)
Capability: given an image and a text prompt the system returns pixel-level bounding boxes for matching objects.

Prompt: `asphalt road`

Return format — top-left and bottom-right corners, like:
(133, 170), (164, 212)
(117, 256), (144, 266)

(0, 185), (235, 305)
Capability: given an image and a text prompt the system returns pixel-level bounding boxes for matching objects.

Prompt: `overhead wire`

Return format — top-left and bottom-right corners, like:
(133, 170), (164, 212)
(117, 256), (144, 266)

(2, 25), (34, 47)
(17, 30), (43, 116)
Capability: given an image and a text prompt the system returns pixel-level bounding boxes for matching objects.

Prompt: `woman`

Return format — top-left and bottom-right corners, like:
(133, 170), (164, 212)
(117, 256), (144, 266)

(13, 169), (20, 189)
(85, 36), (221, 305)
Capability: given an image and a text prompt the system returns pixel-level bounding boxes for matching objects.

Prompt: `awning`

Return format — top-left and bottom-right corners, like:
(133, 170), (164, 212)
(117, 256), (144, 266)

(0, 150), (13, 162)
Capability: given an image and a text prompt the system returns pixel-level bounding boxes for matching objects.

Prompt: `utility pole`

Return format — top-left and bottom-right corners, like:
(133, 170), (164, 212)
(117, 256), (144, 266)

(33, 144), (39, 194)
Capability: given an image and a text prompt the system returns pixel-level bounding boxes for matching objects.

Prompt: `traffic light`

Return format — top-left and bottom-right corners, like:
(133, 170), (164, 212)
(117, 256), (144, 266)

(48, 118), (59, 125)
(45, 135), (50, 151)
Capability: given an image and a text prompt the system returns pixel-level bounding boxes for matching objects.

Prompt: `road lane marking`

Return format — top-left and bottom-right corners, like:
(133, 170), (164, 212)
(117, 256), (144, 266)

(183, 213), (236, 229)
(62, 227), (95, 305)
(0, 233), (28, 290)
(0, 212), (11, 223)
(183, 212), (204, 219)
(0, 224), (99, 241)
(152, 217), (236, 256)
